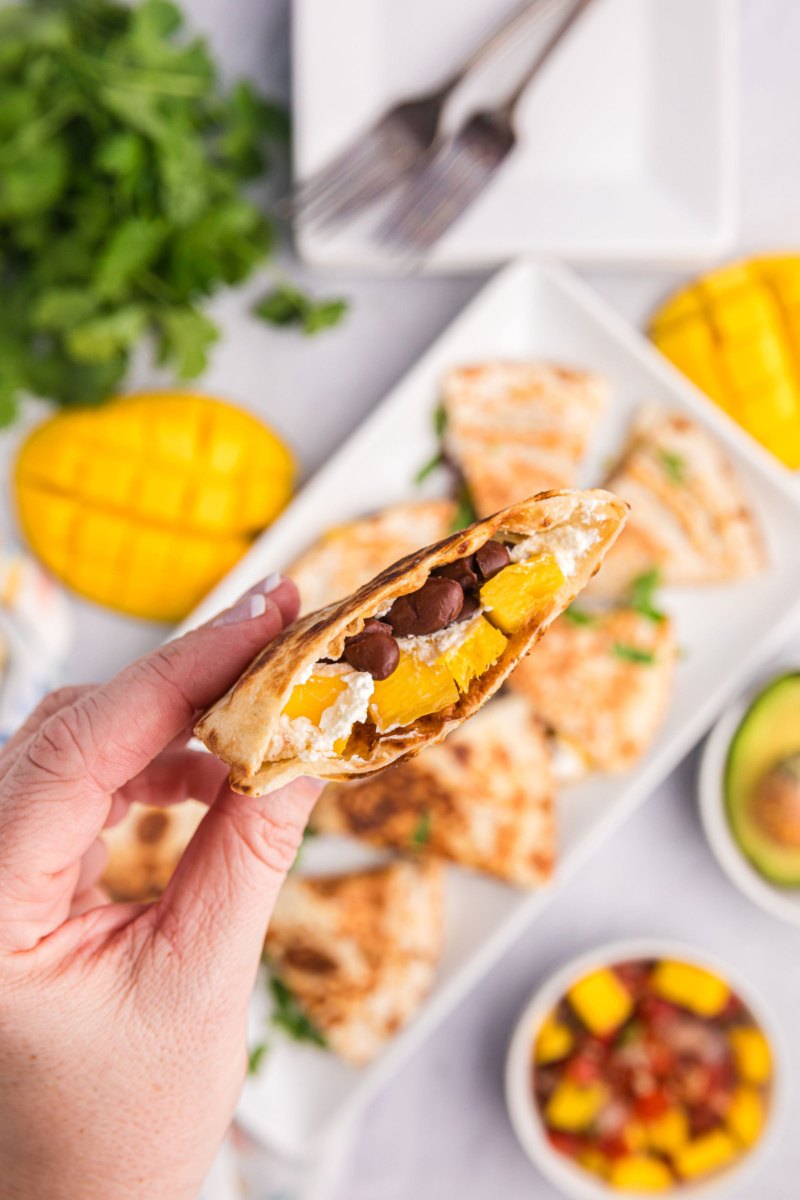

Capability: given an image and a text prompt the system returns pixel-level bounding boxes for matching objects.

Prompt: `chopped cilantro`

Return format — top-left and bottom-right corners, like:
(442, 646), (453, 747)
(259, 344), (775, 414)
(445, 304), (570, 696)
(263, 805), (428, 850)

(628, 569), (666, 623)
(657, 449), (686, 485)
(414, 451), (445, 485)
(450, 486), (478, 532)
(269, 977), (327, 1048)
(410, 811), (432, 847)
(562, 606), (596, 627)
(255, 283), (348, 336)
(247, 1042), (269, 1075)
(433, 403), (447, 437)
(613, 642), (656, 665)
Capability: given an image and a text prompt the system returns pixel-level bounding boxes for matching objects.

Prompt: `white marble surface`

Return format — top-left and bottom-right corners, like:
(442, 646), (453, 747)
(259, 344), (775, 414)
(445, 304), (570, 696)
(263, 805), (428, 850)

(55, 1), (800, 1196)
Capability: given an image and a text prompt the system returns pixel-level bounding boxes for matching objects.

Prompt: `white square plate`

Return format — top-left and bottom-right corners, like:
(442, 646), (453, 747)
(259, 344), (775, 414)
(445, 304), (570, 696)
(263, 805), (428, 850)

(292, 0), (738, 270)
(181, 261), (800, 1156)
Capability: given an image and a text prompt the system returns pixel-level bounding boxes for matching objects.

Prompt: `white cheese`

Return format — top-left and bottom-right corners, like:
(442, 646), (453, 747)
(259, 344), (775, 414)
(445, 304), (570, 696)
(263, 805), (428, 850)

(508, 522), (600, 577)
(398, 611), (483, 664)
(269, 663), (374, 762)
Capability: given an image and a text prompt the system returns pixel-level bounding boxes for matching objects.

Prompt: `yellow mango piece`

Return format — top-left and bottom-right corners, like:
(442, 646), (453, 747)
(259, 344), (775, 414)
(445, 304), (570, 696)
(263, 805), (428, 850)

(444, 616), (507, 693)
(608, 1155), (673, 1192)
(578, 1149), (610, 1178)
(726, 1086), (765, 1147)
(622, 1121), (649, 1152)
(534, 1011), (574, 1065)
(650, 961), (729, 1017)
(646, 1107), (689, 1155)
(283, 674), (348, 725)
(729, 1027), (772, 1085)
(480, 554), (565, 635)
(673, 1130), (739, 1180)
(370, 650), (459, 732)
(567, 968), (633, 1036)
(15, 392), (296, 621)
(545, 1080), (607, 1132)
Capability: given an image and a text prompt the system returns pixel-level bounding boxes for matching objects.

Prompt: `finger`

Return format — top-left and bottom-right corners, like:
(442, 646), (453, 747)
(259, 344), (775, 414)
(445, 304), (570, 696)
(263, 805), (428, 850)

(0, 684), (97, 772)
(111, 748), (229, 815)
(74, 837), (108, 897)
(69, 885), (111, 919)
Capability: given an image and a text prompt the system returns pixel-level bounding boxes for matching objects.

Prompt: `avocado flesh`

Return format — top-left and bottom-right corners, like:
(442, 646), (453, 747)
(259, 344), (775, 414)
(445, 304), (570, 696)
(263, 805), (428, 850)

(725, 672), (800, 885)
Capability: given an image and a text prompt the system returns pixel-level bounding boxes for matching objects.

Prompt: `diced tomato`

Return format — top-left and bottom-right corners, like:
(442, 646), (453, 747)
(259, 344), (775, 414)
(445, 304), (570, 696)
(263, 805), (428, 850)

(597, 1135), (628, 1160)
(614, 960), (653, 997)
(645, 1040), (675, 1079)
(635, 1090), (670, 1121)
(688, 1105), (720, 1137)
(566, 1055), (603, 1085)
(640, 996), (681, 1027)
(547, 1130), (584, 1158)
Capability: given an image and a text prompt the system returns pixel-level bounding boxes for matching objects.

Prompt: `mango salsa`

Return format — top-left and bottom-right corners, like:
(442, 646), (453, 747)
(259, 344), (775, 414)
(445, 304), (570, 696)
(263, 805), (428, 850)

(480, 554), (564, 635)
(370, 651), (459, 732)
(645, 1107), (689, 1155)
(545, 1080), (607, 1132)
(443, 616), (507, 693)
(726, 1086), (765, 1147)
(673, 1130), (738, 1179)
(650, 961), (730, 1017)
(534, 1011), (574, 1065)
(729, 1026), (772, 1085)
(567, 968), (633, 1036)
(15, 392), (295, 621)
(608, 1155), (673, 1192)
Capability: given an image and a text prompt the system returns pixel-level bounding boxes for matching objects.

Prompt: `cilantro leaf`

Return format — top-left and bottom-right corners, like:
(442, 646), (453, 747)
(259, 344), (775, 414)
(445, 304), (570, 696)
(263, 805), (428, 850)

(433, 402), (447, 436)
(247, 1041), (269, 1075)
(628, 569), (666, 623)
(562, 606), (596, 627)
(410, 811), (432, 847)
(255, 283), (349, 336)
(613, 642), (656, 665)
(269, 977), (327, 1048)
(450, 485), (477, 533)
(657, 449), (686, 485)
(415, 451), (444, 485)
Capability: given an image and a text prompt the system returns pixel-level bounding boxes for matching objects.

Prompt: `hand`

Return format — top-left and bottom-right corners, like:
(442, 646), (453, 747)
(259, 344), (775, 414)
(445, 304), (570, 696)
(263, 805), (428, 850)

(0, 576), (322, 1200)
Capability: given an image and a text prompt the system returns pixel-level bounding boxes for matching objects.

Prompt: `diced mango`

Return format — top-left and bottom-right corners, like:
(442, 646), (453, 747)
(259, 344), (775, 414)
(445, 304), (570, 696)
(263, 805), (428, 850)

(622, 1121), (649, 1152)
(370, 650), (458, 732)
(545, 1080), (607, 1132)
(726, 1086), (765, 1147)
(729, 1027), (772, 1085)
(534, 1011), (574, 1065)
(283, 674), (348, 725)
(480, 554), (565, 635)
(650, 961), (729, 1017)
(578, 1148), (610, 1178)
(673, 1130), (738, 1180)
(608, 1155), (673, 1192)
(646, 1107), (689, 1155)
(444, 615), (507, 693)
(567, 968), (633, 1036)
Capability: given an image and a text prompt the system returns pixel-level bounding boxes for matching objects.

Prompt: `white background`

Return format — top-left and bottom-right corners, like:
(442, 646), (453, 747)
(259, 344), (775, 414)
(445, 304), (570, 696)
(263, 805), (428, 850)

(52, 2), (800, 1197)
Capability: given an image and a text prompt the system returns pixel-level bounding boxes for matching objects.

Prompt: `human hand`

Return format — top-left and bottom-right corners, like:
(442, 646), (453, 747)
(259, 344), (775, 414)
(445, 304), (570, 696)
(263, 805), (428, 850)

(0, 576), (323, 1200)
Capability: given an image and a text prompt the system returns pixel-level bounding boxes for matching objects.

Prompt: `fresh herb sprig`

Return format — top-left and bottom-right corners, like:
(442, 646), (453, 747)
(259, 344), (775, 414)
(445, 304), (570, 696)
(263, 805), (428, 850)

(255, 282), (348, 336)
(562, 606), (596, 627)
(613, 642), (656, 665)
(410, 811), (432, 848)
(628, 569), (666, 623)
(657, 449), (686, 485)
(269, 977), (327, 1048)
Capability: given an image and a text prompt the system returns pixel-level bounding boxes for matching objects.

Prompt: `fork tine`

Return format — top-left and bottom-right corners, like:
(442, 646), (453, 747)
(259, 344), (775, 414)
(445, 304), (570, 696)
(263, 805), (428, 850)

(290, 136), (384, 219)
(379, 145), (489, 252)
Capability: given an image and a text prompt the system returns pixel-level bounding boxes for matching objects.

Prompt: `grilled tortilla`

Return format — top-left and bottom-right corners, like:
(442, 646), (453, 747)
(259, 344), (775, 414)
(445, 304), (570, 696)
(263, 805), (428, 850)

(442, 362), (609, 516)
(589, 405), (766, 596)
(312, 696), (555, 888)
(101, 800), (206, 902)
(287, 499), (457, 615)
(509, 608), (677, 775)
(264, 859), (444, 1067)
(195, 490), (628, 796)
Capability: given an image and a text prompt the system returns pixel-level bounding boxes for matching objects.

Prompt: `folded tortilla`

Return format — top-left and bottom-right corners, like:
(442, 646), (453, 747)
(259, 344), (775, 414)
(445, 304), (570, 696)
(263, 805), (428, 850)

(312, 695), (555, 888)
(101, 800), (206, 902)
(195, 489), (628, 796)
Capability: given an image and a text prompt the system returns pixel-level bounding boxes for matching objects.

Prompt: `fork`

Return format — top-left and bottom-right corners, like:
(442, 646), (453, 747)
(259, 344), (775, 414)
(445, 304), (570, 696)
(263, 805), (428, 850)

(378, 0), (595, 256)
(287, 0), (576, 231)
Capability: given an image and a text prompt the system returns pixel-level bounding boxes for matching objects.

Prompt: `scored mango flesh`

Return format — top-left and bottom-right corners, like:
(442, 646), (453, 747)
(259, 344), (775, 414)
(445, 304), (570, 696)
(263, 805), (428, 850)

(15, 392), (295, 621)
(650, 255), (800, 467)
(480, 554), (564, 634)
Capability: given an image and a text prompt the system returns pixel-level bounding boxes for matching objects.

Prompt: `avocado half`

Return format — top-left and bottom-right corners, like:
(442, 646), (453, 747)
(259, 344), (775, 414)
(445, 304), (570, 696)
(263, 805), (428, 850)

(725, 672), (800, 886)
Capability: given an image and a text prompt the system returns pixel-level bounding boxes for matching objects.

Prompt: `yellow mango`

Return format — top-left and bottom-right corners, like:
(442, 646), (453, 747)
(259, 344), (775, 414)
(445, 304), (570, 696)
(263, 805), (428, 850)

(444, 615), (507, 693)
(673, 1130), (738, 1180)
(650, 961), (729, 1017)
(534, 1011), (574, 1065)
(480, 554), (565, 635)
(282, 674), (351, 754)
(726, 1086), (765, 1147)
(567, 968), (633, 1036)
(370, 650), (459, 732)
(578, 1149), (610, 1178)
(545, 1080), (607, 1132)
(608, 1155), (673, 1192)
(622, 1121), (649, 1152)
(729, 1027), (772, 1085)
(646, 1107), (689, 1155)
(15, 392), (295, 621)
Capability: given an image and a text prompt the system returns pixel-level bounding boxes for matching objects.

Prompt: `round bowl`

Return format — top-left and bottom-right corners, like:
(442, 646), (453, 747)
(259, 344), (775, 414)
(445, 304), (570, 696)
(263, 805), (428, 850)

(505, 938), (785, 1200)
(699, 685), (800, 928)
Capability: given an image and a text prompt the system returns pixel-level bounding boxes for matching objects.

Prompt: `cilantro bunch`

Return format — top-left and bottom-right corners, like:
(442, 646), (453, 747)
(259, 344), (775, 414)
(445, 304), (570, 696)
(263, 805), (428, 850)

(0, 0), (290, 421)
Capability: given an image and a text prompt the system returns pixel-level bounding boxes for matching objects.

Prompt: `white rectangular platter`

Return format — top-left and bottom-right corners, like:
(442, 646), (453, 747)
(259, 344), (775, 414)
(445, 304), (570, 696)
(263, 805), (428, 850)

(293, 0), (737, 270)
(182, 260), (800, 1156)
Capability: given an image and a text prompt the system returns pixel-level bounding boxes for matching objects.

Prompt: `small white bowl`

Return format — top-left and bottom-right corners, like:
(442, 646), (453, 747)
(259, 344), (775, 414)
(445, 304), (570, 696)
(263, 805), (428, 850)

(699, 682), (800, 928)
(505, 938), (785, 1200)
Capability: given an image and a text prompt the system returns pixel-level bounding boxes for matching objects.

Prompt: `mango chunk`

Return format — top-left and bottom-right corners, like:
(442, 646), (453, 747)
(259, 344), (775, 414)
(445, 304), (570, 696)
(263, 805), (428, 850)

(673, 1130), (738, 1179)
(726, 1086), (765, 1147)
(283, 673), (348, 725)
(650, 961), (729, 1017)
(480, 554), (565, 635)
(545, 1080), (607, 1132)
(444, 615), (507, 693)
(622, 1121), (649, 1152)
(729, 1027), (772, 1085)
(567, 968), (633, 1036)
(646, 1107), (689, 1155)
(578, 1148), (610, 1178)
(370, 651), (458, 732)
(608, 1155), (673, 1192)
(534, 1010), (574, 1065)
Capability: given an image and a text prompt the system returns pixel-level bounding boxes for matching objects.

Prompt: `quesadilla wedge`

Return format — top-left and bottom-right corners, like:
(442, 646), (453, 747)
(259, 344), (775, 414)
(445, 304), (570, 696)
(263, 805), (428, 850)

(442, 362), (609, 516)
(588, 405), (766, 597)
(287, 499), (457, 615)
(195, 489), (628, 796)
(509, 607), (677, 775)
(264, 859), (444, 1066)
(312, 696), (555, 888)
(101, 800), (206, 902)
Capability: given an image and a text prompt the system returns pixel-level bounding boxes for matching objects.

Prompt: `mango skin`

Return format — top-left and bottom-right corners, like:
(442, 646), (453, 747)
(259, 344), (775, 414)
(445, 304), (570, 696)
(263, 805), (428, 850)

(15, 392), (295, 621)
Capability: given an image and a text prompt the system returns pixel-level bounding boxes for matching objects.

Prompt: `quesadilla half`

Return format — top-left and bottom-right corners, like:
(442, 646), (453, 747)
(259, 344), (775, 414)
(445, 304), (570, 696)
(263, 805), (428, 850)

(195, 490), (628, 795)
(442, 362), (609, 516)
(312, 696), (555, 888)
(264, 859), (444, 1066)
(588, 405), (766, 596)
(287, 500), (457, 615)
(101, 800), (206, 902)
(508, 607), (677, 775)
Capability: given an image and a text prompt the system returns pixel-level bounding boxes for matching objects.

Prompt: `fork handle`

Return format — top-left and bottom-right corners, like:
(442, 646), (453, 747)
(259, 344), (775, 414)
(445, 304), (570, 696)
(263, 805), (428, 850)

(499, 0), (595, 117)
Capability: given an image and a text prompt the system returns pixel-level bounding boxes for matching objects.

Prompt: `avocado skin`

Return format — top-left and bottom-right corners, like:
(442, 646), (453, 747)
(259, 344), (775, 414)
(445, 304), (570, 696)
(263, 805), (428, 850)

(725, 672), (800, 886)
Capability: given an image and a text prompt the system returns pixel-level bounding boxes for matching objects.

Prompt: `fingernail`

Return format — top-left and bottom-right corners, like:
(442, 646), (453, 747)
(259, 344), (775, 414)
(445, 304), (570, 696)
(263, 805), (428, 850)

(242, 572), (283, 599)
(212, 593), (268, 627)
